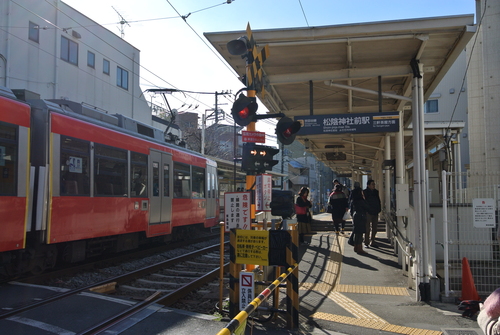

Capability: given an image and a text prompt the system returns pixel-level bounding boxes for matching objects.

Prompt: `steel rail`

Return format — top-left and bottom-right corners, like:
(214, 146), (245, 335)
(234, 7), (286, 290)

(0, 241), (228, 320)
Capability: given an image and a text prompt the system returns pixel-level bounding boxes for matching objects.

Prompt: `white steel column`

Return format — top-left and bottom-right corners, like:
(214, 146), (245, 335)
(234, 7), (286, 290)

(411, 74), (423, 300)
(455, 131), (463, 203)
(384, 135), (391, 235)
(411, 62), (430, 300)
(418, 68), (430, 289)
(395, 111), (405, 265)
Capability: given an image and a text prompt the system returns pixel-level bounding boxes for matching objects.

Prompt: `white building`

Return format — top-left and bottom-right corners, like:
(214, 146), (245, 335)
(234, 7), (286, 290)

(0, 0), (153, 126)
(467, 0), (500, 173)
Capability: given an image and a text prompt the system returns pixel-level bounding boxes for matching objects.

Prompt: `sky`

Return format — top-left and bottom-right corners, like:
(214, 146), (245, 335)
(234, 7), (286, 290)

(61, 0), (476, 140)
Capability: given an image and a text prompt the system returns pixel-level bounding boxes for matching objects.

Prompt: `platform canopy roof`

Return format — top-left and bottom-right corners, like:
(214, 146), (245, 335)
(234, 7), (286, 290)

(205, 15), (475, 175)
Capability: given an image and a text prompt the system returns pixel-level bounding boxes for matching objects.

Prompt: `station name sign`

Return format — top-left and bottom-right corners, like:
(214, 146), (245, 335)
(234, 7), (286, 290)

(294, 112), (399, 135)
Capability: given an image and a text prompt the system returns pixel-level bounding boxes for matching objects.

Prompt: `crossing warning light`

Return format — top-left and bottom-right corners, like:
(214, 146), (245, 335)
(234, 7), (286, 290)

(276, 117), (301, 145)
(231, 94), (258, 126)
(242, 143), (279, 173)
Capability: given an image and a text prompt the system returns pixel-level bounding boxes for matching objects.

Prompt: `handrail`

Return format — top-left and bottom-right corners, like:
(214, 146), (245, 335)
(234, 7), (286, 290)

(216, 263), (298, 335)
(383, 211), (412, 257)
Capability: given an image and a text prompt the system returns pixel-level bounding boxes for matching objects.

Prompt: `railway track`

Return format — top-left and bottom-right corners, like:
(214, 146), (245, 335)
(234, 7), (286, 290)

(8, 232), (221, 286)
(0, 240), (229, 335)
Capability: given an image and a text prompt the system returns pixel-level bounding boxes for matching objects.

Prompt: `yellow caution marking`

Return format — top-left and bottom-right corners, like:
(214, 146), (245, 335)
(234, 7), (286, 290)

(300, 233), (439, 335)
(310, 313), (443, 335)
(335, 284), (409, 296)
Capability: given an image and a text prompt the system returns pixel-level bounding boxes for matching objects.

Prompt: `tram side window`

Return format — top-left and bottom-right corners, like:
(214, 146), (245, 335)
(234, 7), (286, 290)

(163, 163), (170, 197)
(131, 152), (147, 197)
(0, 123), (17, 196)
(60, 136), (90, 196)
(173, 163), (190, 198)
(94, 144), (127, 196)
(152, 162), (159, 197)
(213, 169), (218, 198)
(192, 166), (205, 198)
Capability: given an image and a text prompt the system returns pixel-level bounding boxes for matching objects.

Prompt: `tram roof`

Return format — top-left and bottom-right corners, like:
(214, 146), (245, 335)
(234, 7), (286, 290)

(205, 14), (475, 175)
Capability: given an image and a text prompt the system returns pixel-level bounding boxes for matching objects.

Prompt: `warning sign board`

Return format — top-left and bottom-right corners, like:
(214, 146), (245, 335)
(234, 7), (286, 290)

(473, 198), (496, 228)
(224, 192), (252, 232)
(255, 174), (272, 212)
(239, 271), (255, 311)
(235, 230), (269, 266)
(242, 131), (265, 143)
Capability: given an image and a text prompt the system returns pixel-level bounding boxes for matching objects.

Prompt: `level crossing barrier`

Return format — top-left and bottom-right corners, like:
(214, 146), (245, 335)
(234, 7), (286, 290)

(216, 262), (298, 335)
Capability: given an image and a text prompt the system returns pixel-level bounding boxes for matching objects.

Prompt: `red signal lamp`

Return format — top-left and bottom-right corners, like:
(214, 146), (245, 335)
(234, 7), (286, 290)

(231, 94), (258, 126)
(276, 117), (301, 145)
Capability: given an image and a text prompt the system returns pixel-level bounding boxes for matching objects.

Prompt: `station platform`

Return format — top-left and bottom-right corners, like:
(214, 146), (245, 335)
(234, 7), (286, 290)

(1, 213), (482, 335)
(118, 213), (481, 335)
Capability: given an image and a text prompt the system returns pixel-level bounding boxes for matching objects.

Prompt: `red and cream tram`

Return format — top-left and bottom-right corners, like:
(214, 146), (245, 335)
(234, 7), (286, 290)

(0, 88), (219, 276)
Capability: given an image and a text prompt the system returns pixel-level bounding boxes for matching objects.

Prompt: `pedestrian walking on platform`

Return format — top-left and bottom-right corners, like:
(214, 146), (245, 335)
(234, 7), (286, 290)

(348, 182), (368, 254)
(296, 186), (312, 245)
(478, 287), (500, 335)
(329, 184), (348, 234)
(363, 179), (381, 248)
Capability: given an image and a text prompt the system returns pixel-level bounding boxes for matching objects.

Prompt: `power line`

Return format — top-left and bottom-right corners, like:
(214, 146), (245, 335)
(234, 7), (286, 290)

(298, 0), (309, 27)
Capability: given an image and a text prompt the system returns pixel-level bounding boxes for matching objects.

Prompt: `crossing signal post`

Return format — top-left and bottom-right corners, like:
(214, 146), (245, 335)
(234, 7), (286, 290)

(231, 93), (258, 127)
(276, 117), (301, 145)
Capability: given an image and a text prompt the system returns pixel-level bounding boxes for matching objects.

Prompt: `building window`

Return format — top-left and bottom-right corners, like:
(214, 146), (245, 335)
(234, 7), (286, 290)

(103, 59), (110, 75)
(116, 66), (128, 90)
(60, 36), (78, 65)
(87, 51), (95, 68)
(424, 100), (439, 114)
(28, 21), (39, 43)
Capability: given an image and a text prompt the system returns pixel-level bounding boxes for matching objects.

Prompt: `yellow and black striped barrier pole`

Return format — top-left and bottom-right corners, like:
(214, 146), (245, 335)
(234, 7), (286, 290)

(216, 262), (299, 335)
(286, 228), (299, 329)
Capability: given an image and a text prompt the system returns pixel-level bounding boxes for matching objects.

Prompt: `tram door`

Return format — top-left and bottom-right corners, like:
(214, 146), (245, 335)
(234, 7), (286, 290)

(149, 150), (172, 232)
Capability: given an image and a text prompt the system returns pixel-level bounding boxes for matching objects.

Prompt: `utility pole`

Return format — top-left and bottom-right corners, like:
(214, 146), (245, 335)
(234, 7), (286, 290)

(214, 91), (231, 124)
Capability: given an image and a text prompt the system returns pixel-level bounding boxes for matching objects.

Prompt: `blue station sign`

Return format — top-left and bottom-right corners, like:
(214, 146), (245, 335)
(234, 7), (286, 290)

(294, 112), (400, 135)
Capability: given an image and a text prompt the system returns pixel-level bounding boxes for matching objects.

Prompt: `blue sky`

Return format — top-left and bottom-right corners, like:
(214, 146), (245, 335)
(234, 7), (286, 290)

(62, 0), (476, 132)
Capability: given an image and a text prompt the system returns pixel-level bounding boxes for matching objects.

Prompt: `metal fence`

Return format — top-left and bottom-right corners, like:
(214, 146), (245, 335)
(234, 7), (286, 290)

(443, 170), (500, 298)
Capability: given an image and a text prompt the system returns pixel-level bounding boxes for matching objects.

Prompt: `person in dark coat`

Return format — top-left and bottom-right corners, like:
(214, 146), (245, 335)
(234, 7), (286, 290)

(363, 179), (381, 247)
(348, 182), (369, 254)
(296, 186), (312, 245)
(329, 184), (348, 234)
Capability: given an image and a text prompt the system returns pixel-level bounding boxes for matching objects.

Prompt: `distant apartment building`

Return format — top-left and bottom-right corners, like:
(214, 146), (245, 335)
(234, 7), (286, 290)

(0, 0), (153, 126)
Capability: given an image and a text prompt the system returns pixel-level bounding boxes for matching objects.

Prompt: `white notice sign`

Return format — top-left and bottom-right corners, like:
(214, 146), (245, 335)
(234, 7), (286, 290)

(224, 192), (251, 232)
(239, 271), (254, 311)
(255, 174), (272, 212)
(473, 198), (496, 228)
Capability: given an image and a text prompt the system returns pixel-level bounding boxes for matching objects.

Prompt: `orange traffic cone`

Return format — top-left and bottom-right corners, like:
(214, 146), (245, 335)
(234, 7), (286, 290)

(460, 257), (480, 301)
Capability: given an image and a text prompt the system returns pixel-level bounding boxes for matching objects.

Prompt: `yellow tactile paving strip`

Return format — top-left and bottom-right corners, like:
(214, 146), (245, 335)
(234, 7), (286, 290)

(310, 312), (443, 335)
(335, 284), (410, 296)
(301, 232), (443, 335)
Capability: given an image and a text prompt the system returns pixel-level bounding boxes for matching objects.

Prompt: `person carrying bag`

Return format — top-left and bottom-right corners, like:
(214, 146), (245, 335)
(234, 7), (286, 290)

(295, 186), (312, 245)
